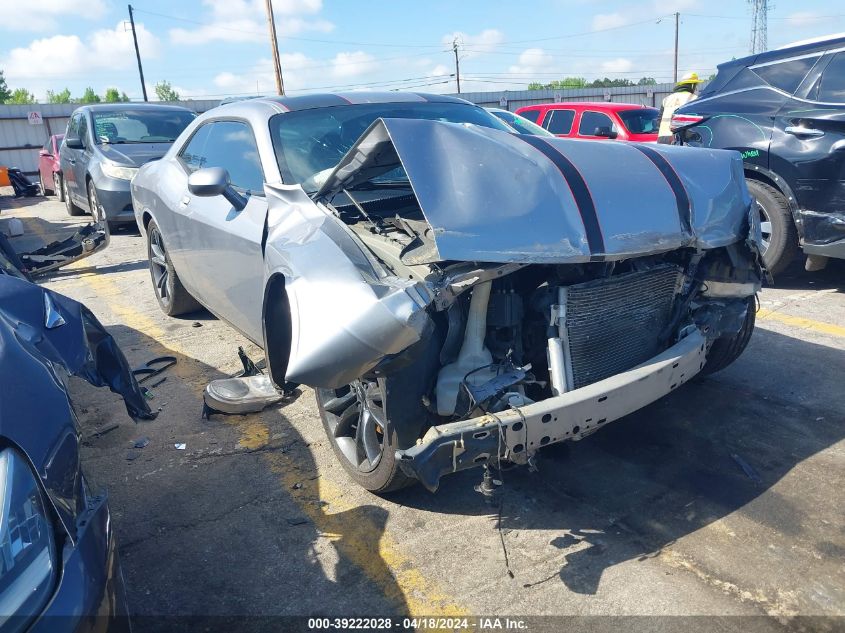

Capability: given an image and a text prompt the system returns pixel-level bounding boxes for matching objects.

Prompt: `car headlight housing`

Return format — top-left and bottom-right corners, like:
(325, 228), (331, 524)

(0, 448), (57, 627)
(101, 163), (138, 181)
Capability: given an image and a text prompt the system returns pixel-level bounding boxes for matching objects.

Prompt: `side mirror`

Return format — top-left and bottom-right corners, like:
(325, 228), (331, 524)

(39, 149), (51, 157)
(65, 136), (84, 149)
(188, 167), (247, 210)
(594, 126), (618, 139)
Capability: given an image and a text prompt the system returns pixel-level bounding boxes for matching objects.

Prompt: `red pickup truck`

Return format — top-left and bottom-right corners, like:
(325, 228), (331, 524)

(515, 102), (660, 142)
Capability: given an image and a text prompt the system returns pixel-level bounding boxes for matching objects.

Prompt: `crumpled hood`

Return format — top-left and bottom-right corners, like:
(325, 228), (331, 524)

(98, 142), (172, 167)
(317, 118), (753, 263)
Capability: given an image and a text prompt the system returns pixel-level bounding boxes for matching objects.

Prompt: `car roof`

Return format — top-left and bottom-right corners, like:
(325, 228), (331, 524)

(73, 103), (194, 113)
(520, 102), (654, 111)
(255, 91), (470, 112)
(721, 32), (845, 70)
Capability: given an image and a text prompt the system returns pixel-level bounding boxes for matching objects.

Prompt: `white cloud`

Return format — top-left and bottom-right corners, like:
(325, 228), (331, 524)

(0, 21), (160, 98)
(427, 64), (450, 77)
(0, 0), (107, 31)
(600, 58), (633, 73)
(442, 29), (504, 59)
(508, 48), (555, 76)
(592, 13), (628, 31)
(330, 51), (377, 78)
(652, 0), (697, 12)
(786, 12), (824, 28)
(170, 0), (333, 45)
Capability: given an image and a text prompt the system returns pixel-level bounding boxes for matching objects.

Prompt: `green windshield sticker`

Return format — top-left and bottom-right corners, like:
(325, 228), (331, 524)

(740, 149), (760, 159)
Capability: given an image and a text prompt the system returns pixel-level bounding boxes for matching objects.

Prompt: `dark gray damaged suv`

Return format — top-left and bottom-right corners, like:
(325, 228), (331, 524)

(60, 103), (195, 229)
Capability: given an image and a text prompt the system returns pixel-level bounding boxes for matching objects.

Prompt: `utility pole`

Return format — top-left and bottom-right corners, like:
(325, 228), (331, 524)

(452, 38), (461, 94)
(673, 12), (679, 84)
(264, 0), (285, 96)
(749, 0), (768, 54)
(128, 5), (148, 101)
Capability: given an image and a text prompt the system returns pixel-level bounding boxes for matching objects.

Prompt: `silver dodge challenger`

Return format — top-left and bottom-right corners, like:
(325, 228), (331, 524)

(132, 92), (763, 493)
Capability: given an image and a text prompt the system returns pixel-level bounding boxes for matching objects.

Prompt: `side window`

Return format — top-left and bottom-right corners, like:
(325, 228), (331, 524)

(179, 121), (265, 193)
(578, 111), (614, 136)
(77, 115), (89, 148)
(519, 109), (541, 124)
(543, 109), (575, 134)
(67, 114), (80, 138)
(818, 52), (845, 103)
(752, 56), (819, 94)
(179, 124), (213, 172)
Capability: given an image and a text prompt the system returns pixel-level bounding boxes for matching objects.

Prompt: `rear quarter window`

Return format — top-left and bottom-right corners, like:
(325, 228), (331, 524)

(751, 56), (820, 94)
(518, 109), (542, 123)
(543, 109), (575, 135)
(818, 52), (845, 103)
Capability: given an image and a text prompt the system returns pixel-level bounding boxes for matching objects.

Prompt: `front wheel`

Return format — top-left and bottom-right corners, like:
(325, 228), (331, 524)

(701, 296), (756, 375)
(746, 179), (798, 276)
(146, 219), (201, 316)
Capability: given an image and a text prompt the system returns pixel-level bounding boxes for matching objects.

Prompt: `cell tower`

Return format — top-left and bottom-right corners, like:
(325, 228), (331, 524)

(749, 0), (769, 53)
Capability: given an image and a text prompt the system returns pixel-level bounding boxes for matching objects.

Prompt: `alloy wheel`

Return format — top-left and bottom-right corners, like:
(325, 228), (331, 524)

(757, 199), (772, 254)
(321, 380), (386, 473)
(148, 226), (171, 308)
(53, 172), (61, 196)
(88, 184), (103, 224)
(64, 180), (72, 213)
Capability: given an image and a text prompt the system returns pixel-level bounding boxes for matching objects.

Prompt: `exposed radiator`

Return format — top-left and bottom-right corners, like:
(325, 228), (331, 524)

(561, 265), (681, 390)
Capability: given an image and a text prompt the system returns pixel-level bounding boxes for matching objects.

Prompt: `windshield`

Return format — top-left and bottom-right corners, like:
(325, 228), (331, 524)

(92, 109), (195, 144)
(490, 109), (553, 136)
(617, 108), (660, 134)
(269, 102), (512, 190)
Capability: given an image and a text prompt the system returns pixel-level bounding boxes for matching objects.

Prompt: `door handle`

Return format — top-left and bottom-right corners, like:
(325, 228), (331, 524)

(785, 125), (824, 137)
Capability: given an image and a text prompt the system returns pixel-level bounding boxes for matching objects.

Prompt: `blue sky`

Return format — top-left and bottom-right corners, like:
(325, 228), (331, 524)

(2, 0), (844, 101)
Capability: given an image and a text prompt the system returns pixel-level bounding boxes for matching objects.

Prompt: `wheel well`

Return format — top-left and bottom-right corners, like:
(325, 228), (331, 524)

(262, 273), (292, 389)
(142, 211), (153, 230)
(744, 167), (801, 233)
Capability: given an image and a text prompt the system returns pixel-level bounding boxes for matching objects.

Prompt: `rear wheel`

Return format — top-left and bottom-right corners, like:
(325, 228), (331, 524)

(64, 179), (84, 216)
(146, 219), (201, 316)
(39, 172), (49, 196)
(701, 296), (756, 375)
(746, 179), (798, 276)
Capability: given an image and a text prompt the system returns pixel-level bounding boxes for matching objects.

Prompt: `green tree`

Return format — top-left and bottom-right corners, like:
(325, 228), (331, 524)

(527, 82), (545, 90)
(78, 86), (101, 103)
(0, 70), (11, 104)
(104, 87), (130, 102)
(154, 80), (180, 102)
(587, 77), (634, 88)
(46, 88), (72, 103)
(9, 88), (36, 104)
(636, 77), (657, 86)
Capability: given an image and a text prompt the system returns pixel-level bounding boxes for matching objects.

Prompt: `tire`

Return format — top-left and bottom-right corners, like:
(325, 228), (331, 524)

(54, 173), (64, 202)
(701, 296), (756, 375)
(746, 179), (799, 276)
(39, 172), (50, 196)
(146, 219), (201, 316)
(88, 181), (104, 224)
(316, 344), (439, 494)
(64, 178), (84, 216)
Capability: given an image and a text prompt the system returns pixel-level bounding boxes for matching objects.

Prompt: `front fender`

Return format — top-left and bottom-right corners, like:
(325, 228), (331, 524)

(263, 183), (433, 389)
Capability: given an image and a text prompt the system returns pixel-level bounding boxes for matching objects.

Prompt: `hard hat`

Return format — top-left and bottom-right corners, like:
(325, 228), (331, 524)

(677, 72), (704, 86)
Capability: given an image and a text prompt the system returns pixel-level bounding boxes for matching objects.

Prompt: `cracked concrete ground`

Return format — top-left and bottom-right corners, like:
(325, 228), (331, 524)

(1, 190), (843, 630)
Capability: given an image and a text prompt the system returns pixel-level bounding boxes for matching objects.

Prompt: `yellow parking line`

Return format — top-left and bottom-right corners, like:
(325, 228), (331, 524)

(70, 269), (467, 616)
(757, 309), (845, 339)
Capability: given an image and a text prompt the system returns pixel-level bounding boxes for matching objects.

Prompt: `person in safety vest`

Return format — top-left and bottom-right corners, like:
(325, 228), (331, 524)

(657, 72), (704, 144)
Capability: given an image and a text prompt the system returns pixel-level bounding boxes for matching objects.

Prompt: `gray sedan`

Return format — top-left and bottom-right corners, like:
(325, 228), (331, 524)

(131, 92), (762, 494)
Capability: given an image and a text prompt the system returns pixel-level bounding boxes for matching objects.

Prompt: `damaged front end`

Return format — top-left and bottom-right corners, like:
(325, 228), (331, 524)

(263, 118), (762, 491)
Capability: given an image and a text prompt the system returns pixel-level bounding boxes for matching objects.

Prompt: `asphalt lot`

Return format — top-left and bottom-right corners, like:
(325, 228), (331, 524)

(1, 189), (844, 630)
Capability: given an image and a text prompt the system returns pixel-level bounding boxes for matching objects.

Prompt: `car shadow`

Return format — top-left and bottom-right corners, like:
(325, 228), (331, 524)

(391, 327), (844, 597)
(769, 257), (845, 293)
(74, 323), (408, 627)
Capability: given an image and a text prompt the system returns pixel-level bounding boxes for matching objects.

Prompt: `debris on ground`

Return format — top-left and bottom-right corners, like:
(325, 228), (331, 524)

(150, 376), (167, 388)
(192, 321), (202, 328)
(201, 347), (298, 418)
(126, 449), (142, 461)
(731, 453), (762, 484)
(286, 516), (309, 526)
(133, 437), (150, 449)
(90, 421), (120, 438)
(133, 356), (177, 384)
(174, 443), (186, 450)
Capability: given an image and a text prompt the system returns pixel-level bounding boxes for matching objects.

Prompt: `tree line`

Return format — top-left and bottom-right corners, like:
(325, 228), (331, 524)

(0, 71), (181, 104)
(527, 77), (660, 90)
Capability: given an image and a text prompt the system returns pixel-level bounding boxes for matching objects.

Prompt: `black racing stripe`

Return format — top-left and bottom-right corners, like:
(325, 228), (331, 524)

(518, 135), (605, 255)
(630, 144), (693, 234)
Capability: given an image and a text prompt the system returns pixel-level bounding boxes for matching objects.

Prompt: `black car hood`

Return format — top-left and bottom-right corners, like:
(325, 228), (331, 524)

(0, 275), (153, 542)
(97, 142), (172, 167)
